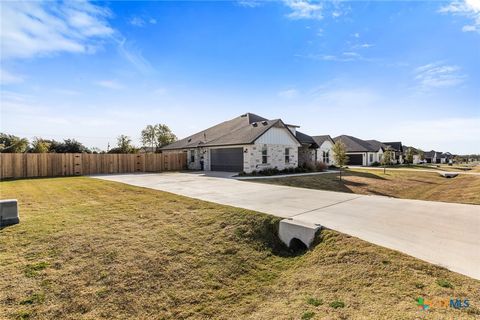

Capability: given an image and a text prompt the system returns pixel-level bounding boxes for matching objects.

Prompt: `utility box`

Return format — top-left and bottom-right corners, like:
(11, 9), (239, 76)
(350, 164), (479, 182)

(0, 199), (19, 227)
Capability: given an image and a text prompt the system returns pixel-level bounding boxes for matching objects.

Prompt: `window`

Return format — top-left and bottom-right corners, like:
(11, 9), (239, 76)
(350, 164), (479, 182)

(285, 148), (290, 164)
(369, 153), (373, 163)
(190, 149), (195, 163)
(262, 146), (268, 164)
(323, 151), (329, 163)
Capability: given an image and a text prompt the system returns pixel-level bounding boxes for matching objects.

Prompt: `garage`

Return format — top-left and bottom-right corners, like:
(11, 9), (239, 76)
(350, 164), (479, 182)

(210, 148), (244, 172)
(347, 154), (363, 166)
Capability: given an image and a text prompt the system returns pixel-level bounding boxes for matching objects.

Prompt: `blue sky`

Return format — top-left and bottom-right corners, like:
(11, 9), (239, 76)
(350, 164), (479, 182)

(1, 0), (479, 153)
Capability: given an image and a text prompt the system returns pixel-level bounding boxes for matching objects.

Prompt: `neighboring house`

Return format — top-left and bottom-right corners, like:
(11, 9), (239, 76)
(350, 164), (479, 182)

(294, 132), (336, 166)
(403, 146), (423, 164)
(138, 146), (157, 153)
(333, 135), (402, 166)
(442, 152), (454, 164)
(382, 141), (404, 164)
(312, 135), (336, 166)
(424, 150), (444, 164)
(161, 113), (302, 173)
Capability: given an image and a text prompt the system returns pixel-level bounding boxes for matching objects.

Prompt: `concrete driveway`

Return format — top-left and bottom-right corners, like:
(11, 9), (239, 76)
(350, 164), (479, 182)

(94, 172), (480, 280)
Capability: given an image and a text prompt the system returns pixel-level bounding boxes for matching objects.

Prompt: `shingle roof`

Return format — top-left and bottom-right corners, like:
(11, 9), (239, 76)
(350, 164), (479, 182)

(382, 141), (403, 152)
(333, 135), (384, 152)
(312, 135), (335, 147)
(296, 131), (317, 146)
(161, 113), (300, 150)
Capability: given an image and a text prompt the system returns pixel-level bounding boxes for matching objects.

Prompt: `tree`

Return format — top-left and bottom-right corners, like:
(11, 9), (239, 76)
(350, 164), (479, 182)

(141, 125), (157, 151)
(405, 147), (414, 164)
(332, 141), (348, 181)
(381, 147), (394, 174)
(0, 133), (29, 153)
(156, 124), (177, 147)
(30, 137), (51, 153)
(108, 135), (137, 153)
(51, 139), (91, 153)
(141, 124), (177, 152)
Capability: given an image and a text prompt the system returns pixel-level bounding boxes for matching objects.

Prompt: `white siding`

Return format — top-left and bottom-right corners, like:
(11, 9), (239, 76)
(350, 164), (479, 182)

(255, 127), (299, 146)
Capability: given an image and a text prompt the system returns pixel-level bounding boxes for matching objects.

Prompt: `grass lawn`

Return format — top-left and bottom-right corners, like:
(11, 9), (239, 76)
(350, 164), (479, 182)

(373, 164), (480, 173)
(1, 178), (479, 319)
(252, 169), (480, 205)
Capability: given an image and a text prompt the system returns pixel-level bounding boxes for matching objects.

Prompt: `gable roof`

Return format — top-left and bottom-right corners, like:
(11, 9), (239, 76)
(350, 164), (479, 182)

(333, 135), (385, 152)
(312, 135), (335, 147)
(296, 130), (318, 147)
(161, 113), (300, 150)
(382, 141), (403, 152)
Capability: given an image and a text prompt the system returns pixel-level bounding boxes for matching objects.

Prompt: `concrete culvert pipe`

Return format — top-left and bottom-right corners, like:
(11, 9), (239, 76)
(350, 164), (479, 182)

(279, 219), (321, 249)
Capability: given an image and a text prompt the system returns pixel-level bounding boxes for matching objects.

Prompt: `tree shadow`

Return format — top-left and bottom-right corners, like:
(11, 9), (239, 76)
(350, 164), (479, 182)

(343, 170), (387, 180)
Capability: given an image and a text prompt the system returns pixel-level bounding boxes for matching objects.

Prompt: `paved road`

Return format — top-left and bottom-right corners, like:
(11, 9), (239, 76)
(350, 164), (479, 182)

(94, 172), (480, 280)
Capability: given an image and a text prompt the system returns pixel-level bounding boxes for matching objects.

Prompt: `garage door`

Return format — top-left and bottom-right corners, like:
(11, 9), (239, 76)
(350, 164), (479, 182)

(347, 154), (363, 165)
(210, 148), (244, 172)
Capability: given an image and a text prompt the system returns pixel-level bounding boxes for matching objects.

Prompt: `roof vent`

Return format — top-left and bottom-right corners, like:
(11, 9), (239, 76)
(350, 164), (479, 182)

(252, 122), (258, 127)
(187, 138), (191, 142)
(262, 121), (268, 125)
(241, 113), (248, 117)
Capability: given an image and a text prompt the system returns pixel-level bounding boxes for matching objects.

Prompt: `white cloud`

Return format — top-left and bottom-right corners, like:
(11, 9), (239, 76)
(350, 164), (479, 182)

(95, 80), (124, 90)
(129, 16), (145, 27)
(0, 68), (24, 85)
(117, 39), (153, 74)
(414, 62), (466, 90)
(0, 1), (114, 60)
(129, 16), (157, 27)
(439, 0), (480, 33)
(301, 51), (366, 62)
(284, 0), (324, 20)
(278, 89), (299, 98)
(237, 0), (263, 8)
(355, 43), (373, 48)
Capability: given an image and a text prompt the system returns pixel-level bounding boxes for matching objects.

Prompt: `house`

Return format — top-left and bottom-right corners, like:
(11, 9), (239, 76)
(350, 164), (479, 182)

(333, 135), (385, 166)
(382, 141), (404, 164)
(161, 113), (305, 173)
(332, 135), (403, 166)
(294, 132), (336, 166)
(312, 135), (336, 166)
(424, 150), (443, 164)
(403, 146), (423, 164)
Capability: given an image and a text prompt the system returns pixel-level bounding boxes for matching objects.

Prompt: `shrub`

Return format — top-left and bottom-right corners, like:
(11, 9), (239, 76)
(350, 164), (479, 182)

(436, 279), (453, 289)
(307, 297), (323, 306)
(370, 161), (380, 167)
(301, 311), (315, 320)
(315, 162), (328, 172)
(329, 300), (345, 308)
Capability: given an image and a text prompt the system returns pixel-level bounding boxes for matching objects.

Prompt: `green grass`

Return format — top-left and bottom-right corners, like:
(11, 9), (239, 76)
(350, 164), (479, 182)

(250, 169), (480, 205)
(1, 177), (479, 319)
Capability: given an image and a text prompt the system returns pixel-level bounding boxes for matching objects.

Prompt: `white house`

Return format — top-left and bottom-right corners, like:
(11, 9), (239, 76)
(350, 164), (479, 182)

(333, 135), (385, 166)
(161, 113), (302, 173)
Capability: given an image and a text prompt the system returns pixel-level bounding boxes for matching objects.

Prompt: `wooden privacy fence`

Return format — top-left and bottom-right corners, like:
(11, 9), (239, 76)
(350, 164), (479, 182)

(0, 153), (187, 180)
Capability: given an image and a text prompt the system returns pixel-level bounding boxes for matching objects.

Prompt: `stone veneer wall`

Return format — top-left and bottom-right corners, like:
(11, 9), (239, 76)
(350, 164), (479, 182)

(244, 143), (298, 173)
(298, 146), (316, 166)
